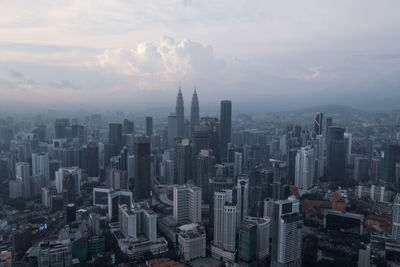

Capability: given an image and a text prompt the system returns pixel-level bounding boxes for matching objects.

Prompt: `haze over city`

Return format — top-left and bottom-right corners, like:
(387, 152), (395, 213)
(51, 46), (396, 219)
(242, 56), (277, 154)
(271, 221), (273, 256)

(1, 0), (400, 113)
(2, 2), (400, 267)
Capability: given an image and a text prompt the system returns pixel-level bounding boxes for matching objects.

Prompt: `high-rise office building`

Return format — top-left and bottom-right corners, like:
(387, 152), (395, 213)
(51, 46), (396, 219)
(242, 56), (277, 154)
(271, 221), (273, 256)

(133, 136), (151, 201)
(146, 116), (153, 136)
(65, 203), (76, 224)
(32, 152), (49, 185)
(195, 150), (215, 202)
(392, 194), (400, 241)
(190, 88), (199, 138)
(212, 189), (237, 262)
(92, 188), (132, 221)
(354, 157), (370, 182)
(294, 146), (315, 193)
(38, 240), (72, 267)
(288, 148), (297, 185)
(16, 162), (31, 198)
(119, 204), (137, 239)
(173, 184), (202, 225)
(71, 124), (85, 145)
(234, 152), (243, 177)
(118, 203), (157, 242)
(327, 126), (345, 180)
(380, 142), (400, 184)
(175, 139), (193, 185)
(160, 158), (174, 185)
(193, 124), (213, 154)
(9, 180), (22, 199)
(55, 118), (70, 139)
(324, 117), (333, 154)
(106, 168), (128, 190)
(87, 142), (99, 177)
(49, 160), (61, 182)
(344, 132), (352, 165)
(176, 87), (185, 138)
(123, 119), (134, 134)
(109, 123), (123, 155)
(279, 135), (287, 155)
(127, 154), (135, 180)
(55, 167), (82, 196)
(314, 112), (323, 135)
(239, 216), (270, 267)
(237, 177), (249, 225)
(367, 137), (375, 160)
(167, 115), (178, 149)
(220, 100), (232, 161)
(62, 172), (76, 204)
(264, 196), (302, 267)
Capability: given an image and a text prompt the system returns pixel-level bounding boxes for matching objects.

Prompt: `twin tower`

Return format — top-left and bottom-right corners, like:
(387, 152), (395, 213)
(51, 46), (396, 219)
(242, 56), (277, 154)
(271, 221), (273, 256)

(175, 85), (199, 138)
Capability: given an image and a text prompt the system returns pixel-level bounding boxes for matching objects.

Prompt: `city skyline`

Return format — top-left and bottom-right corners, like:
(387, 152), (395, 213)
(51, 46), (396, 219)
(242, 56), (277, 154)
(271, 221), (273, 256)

(1, 1), (400, 266)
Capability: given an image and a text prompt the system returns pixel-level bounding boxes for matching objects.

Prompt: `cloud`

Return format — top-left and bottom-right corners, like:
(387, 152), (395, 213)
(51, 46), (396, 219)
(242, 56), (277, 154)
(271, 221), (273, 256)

(294, 66), (337, 81)
(8, 70), (23, 78)
(95, 36), (223, 80)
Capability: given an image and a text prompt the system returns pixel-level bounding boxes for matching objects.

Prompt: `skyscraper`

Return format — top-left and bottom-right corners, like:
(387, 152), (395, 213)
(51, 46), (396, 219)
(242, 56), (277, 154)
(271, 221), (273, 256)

(324, 117), (333, 154)
(118, 204), (157, 242)
(109, 123), (123, 156)
(167, 115), (177, 149)
(392, 194), (400, 241)
(32, 152), (49, 185)
(176, 87), (185, 138)
(294, 146), (315, 193)
(16, 162), (31, 198)
(220, 100), (232, 161)
(380, 142), (400, 184)
(146, 116), (153, 136)
(195, 149), (215, 202)
(327, 126), (345, 180)
(234, 152), (243, 177)
(314, 112), (323, 135)
(190, 88), (199, 138)
(264, 196), (302, 267)
(212, 189), (237, 262)
(55, 167), (82, 195)
(239, 216), (270, 267)
(54, 118), (70, 139)
(175, 139), (193, 185)
(38, 240), (72, 267)
(173, 184), (202, 225)
(123, 119), (134, 134)
(236, 177), (249, 225)
(71, 124), (85, 145)
(133, 136), (151, 201)
(87, 142), (99, 177)
(344, 132), (352, 165)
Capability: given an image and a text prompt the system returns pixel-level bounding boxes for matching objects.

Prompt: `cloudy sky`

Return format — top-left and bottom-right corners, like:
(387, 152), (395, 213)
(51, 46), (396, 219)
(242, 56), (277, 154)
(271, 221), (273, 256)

(1, 0), (400, 113)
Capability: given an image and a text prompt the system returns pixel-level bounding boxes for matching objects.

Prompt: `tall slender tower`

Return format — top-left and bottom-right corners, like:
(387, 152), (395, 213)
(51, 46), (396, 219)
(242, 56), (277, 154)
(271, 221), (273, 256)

(190, 87), (199, 139)
(392, 194), (400, 241)
(176, 86), (185, 138)
(264, 196), (302, 267)
(295, 146), (315, 193)
(327, 126), (345, 180)
(146, 116), (153, 136)
(133, 136), (151, 201)
(220, 100), (232, 161)
(314, 112), (323, 135)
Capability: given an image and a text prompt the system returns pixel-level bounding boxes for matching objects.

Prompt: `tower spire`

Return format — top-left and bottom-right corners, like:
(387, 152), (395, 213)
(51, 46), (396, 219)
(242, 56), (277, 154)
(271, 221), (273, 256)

(190, 84), (199, 139)
(176, 84), (185, 138)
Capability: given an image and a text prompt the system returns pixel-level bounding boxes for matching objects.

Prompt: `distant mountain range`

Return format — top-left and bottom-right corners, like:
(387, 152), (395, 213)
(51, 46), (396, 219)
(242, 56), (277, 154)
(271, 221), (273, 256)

(282, 104), (369, 117)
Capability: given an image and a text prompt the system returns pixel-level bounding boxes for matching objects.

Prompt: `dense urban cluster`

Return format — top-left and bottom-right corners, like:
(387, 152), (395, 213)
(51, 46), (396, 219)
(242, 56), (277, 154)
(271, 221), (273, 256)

(0, 87), (400, 267)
